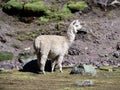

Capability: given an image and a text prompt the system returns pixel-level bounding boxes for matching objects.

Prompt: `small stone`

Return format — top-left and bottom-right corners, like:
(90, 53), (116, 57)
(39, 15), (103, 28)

(116, 42), (120, 50)
(82, 80), (94, 86)
(113, 51), (119, 58)
(0, 68), (4, 71)
(74, 80), (94, 87)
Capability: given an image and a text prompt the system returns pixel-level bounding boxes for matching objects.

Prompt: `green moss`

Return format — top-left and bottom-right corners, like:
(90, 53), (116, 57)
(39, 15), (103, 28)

(100, 66), (113, 71)
(38, 1), (74, 23)
(16, 31), (39, 41)
(12, 44), (20, 49)
(39, 16), (49, 23)
(24, 1), (49, 15)
(3, 0), (24, 10)
(55, 21), (65, 30)
(67, 1), (88, 12)
(39, 11), (73, 23)
(19, 54), (31, 60)
(16, 35), (27, 41)
(29, 0), (40, 3)
(62, 2), (72, 13)
(0, 51), (13, 61)
(50, 5), (58, 12)
(0, 2), (4, 8)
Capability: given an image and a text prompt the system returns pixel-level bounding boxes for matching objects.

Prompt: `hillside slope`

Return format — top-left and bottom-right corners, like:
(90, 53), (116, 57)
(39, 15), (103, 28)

(0, 0), (120, 69)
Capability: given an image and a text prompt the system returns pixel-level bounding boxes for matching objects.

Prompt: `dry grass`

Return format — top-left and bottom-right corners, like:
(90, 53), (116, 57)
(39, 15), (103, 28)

(0, 68), (120, 90)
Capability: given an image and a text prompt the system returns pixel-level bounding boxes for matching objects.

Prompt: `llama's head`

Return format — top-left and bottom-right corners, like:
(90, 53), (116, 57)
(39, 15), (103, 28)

(70, 20), (82, 33)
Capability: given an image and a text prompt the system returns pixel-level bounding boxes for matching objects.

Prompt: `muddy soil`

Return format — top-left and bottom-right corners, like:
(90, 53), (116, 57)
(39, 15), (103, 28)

(0, 1), (120, 69)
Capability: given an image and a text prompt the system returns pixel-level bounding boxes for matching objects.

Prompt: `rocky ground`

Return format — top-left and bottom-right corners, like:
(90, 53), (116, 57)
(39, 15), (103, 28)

(0, 0), (120, 70)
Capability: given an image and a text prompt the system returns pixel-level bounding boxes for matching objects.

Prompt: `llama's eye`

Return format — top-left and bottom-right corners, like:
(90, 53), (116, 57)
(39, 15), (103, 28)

(76, 25), (78, 27)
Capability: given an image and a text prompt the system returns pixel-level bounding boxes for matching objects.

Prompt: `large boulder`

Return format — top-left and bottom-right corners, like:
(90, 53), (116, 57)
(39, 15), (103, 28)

(70, 64), (97, 76)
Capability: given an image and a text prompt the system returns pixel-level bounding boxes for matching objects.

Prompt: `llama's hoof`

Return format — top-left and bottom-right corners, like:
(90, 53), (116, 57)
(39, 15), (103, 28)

(51, 71), (54, 73)
(43, 71), (46, 75)
(60, 71), (63, 73)
(37, 71), (46, 74)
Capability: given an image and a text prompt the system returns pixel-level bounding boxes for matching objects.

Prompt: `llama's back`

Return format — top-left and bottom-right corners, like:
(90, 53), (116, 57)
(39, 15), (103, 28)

(34, 35), (69, 55)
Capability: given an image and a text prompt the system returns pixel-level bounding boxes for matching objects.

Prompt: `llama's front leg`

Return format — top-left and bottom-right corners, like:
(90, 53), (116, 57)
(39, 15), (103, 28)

(40, 55), (47, 74)
(58, 56), (64, 73)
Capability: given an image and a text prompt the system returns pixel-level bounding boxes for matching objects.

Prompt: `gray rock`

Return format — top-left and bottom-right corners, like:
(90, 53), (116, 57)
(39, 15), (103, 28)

(70, 64), (97, 76)
(116, 42), (120, 50)
(18, 52), (36, 66)
(70, 66), (85, 75)
(74, 80), (94, 86)
(0, 68), (4, 72)
(93, 0), (113, 6)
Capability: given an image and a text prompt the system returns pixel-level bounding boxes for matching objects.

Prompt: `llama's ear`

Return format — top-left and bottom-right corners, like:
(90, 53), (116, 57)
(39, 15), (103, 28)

(76, 20), (79, 23)
(72, 20), (76, 25)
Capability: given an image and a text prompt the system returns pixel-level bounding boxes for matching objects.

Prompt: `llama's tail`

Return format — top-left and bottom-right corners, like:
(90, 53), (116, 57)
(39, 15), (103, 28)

(33, 38), (41, 54)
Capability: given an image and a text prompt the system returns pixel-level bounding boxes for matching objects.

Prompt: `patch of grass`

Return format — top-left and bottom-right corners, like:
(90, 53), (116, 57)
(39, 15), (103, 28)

(0, 68), (120, 90)
(16, 31), (39, 41)
(0, 70), (36, 80)
(39, 1), (74, 23)
(16, 35), (27, 41)
(39, 16), (50, 23)
(12, 44), (20, 49)
(29, 0), (41, 3)
(99, 66), (113, 71)
(3, 0), (24, 11)
(67, 1), (88, 12)
(0, 51), (13, 61)
(55, 21), (65, 30)
(18, 53), (32, 60)
(0, 2), (5, 8)
(51, 5), (58, 12)
(24, 1), (50, 16)
(39, 10), (73, 23)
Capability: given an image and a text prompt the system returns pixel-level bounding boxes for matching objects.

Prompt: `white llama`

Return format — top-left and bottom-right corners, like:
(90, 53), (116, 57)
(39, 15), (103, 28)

(34, 20), (82, 74)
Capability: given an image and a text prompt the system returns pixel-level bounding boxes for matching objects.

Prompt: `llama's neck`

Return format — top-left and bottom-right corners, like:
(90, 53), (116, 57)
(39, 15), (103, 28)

(66, 26), (76, 46)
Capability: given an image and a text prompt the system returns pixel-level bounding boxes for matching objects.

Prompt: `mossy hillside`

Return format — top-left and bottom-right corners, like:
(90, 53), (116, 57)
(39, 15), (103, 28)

(2, 0), (88, 22)
(16, 31), (39, 41)
(39, 2), (74, 23)
(24, 1), (50, 16)
(29, 0), (41, 3)
(3, 0), (24, 13)
(0, 51), (13, 61)
(39, 1), (88, 23)
(67, 1), (88, 12)
(39, 12), (73, 23)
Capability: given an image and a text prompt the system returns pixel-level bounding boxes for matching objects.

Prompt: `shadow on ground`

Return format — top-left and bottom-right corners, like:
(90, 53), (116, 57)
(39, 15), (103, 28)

(20, 59), (52, 73)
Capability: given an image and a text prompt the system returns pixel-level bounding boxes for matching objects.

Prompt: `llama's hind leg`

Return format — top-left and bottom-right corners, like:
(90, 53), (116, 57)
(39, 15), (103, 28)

(57, 56), (64, 73)
(51, 60), (57, 73)
(40, 55), (47, 74)
(37, 53), (41, 71)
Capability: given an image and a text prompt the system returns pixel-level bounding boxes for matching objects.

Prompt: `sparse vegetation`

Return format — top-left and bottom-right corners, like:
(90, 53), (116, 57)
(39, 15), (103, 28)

(16, 31), (39, 41)
(67, 1), (88, 12)
(0, 68), (120, 90)
(3, 0), (24, 14)
(24, 1), (50, 16)
(0, 51), (13, 61)
(12, 44), (20, 49)
(55, 21), (65, 30)
(2, 0), (88, 22)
